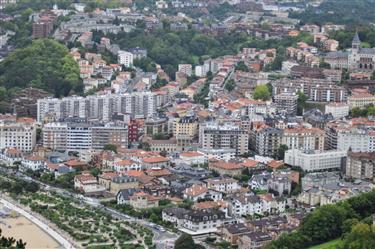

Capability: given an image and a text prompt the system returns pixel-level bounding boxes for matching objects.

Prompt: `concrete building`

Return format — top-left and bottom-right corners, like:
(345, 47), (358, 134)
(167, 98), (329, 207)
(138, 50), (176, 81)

(284, 149), (347, 172)
(178, 64), (193, 77)
(199, 122), (249, 155)
(274, 92), (298, 115)
(282, 127), (325, 151)
(255, 128), (282, 157)
(0, 118), (36, 153)
(347, 90), (375, 109)
(43, 121), (128, 152)
(118, 50), (134, 68)
(42, 122), (68, 151)
(337, 128), (375, 152)
(174, 115), (199, 147)
(145, 116), (168, 136)
(346, 151), (375, 181)
(325, 102), (349, 119)
(37, 92), (157, 122)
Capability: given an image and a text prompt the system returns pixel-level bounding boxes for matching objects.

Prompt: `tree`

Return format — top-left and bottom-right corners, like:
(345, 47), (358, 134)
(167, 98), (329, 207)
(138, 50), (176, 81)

(174, 233), (204, 249)
(342, 223), (375, 249)
(0, 229), (26, 248)
(252, 85), (271, 101)
(235, 61), (250, 72)
(297, 91), (309, 115)
(277, 145), (288, 160)
(225, 79), (235, 92)
(0, 39), (81, 98)
(103, 144), (117, 153)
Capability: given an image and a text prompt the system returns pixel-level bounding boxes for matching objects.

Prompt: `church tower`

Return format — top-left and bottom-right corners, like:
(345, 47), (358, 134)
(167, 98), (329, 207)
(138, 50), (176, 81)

(349, 32), (361, 70)
(352, 31), (361, 52)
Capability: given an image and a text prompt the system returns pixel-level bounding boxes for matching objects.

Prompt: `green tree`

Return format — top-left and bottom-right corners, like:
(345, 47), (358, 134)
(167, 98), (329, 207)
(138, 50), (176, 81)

(103, 144), (117, 153)
(0, 39), (81, 97)
(342, 223), (375, 249)
(174, 233), (204, 249)
(235, 61), (250, 72)
(277, 145), (288, 160)
(297, 91), (309, 115)
(0, 229), (26, 249)
(225, 79), (235, 92)
(252, 85), (271, 101)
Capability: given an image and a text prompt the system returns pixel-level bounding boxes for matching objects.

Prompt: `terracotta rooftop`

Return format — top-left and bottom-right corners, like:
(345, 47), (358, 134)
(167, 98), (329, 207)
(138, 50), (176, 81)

(184, 184), (208, 197)
(267, 160), (284, 169)
(180, 151), (204, 158)
(145, 168), (171, 177)
(241, 159), (259, 168)
(142, 156), (170, 164)
(210, 161), (242, 170)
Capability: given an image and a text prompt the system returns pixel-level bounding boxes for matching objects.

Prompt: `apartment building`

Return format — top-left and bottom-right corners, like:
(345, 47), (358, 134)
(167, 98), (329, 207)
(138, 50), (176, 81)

(0, 117), (36, 152)
(174, 115), (199, 147)
(325, 102), (349, 119)
(284, 149), (347, 172)
(118, 50), (133, 68)
(272, 78), (347, 102)
(337, 128), (375, 152)
(346, 151), (375, 180)
(274, 92), (298, 115)
(199, 122), (249, 155)
(282, 127), (325, 151)
(37, 92), (157, 122)
(205, 177), (241, 194)
(178, 64), (193, 77)
(43, 121), (128, 152)
(347, 90), (375, 109)
(255, 127), (282, 157)
(42, 122), (68, 151)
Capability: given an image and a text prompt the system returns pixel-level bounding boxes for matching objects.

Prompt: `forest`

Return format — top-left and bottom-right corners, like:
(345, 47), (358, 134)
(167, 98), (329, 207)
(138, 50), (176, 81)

(290, 0), (375, 26)
(265, 189), (375, 249)
(0, 39), (81, 98)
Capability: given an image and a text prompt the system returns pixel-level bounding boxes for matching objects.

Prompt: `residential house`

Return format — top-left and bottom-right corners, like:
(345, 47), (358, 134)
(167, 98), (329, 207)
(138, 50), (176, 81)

(129, 191), (159, 209)
(183, 184), (223, 202)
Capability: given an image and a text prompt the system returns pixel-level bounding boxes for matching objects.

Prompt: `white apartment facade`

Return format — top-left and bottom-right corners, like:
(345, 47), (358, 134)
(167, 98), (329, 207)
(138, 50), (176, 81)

(37, 92), (158, 123)
(284, 149), (347, 172)
(282, 128), (325, 151)
(0, 122), (36, 153)
(325, 102), (349, 119)
(337, 129), (375, 152)
(118, 50), (134, 68)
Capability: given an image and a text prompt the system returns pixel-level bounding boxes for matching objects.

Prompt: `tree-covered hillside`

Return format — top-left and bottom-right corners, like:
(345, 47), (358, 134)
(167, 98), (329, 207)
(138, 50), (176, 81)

(290, 0), (375, 26)
(0, 39), (81, 97)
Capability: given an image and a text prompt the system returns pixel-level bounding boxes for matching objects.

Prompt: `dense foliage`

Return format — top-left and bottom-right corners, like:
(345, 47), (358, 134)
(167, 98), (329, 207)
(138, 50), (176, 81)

(0, 229), (26, 249)
(350, 105), (375, 118)
(252, 85), (271, 101)
(342, 223), (375, 249)
(0, 39), (81, 97)
(174, 233), (205, 249)
(265, 189), (375, 249)
(107, 29), (250, 78)
(290, 0), (375, 25)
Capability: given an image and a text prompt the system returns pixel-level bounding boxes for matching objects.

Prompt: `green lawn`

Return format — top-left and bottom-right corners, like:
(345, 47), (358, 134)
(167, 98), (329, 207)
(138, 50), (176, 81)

(308, 239), (343, 249)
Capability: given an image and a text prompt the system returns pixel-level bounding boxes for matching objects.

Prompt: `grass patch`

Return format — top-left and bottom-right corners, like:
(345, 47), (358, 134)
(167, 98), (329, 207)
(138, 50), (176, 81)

(308, 239), (343, 249)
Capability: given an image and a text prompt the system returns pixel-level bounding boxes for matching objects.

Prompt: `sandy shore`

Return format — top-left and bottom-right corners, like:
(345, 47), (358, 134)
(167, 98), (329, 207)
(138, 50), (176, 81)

(0, 215), (63, 249)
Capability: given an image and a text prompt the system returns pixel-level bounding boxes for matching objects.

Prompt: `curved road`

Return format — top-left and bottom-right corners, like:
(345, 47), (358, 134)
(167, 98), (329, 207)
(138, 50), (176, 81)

(0, 197), (77, 249)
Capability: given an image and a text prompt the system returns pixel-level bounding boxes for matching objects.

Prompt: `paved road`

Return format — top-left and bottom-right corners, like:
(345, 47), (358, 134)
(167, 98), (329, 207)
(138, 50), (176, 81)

(0, 197), (77, 249)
